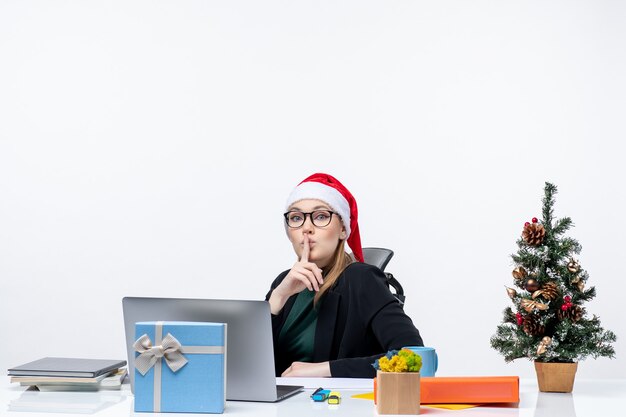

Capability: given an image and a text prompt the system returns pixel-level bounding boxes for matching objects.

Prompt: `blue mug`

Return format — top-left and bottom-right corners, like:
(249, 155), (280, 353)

(403, 346), (438, 377)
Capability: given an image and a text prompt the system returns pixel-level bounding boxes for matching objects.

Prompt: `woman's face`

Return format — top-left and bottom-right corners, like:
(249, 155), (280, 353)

(286, 199), (346, 268)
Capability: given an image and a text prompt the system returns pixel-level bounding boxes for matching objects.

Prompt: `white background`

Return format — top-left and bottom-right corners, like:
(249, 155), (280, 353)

(1, 1), (624, 379)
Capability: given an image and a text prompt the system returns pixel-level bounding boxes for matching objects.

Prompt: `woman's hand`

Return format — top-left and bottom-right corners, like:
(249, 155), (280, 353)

(269, 234), (324, 314)
(281, 361), (331, 377)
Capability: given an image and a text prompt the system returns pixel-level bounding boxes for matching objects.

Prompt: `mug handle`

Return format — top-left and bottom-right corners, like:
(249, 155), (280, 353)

(434, 351), (438, 374)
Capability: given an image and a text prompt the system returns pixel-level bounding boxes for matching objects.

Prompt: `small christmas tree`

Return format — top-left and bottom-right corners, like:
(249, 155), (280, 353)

(491, 182), (616, 363)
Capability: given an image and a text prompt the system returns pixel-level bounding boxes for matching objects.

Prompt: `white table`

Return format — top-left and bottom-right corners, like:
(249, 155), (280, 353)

(2, 379), (625, 416)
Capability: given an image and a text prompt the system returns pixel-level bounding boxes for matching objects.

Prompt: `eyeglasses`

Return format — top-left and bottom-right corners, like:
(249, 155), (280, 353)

(283, 210), (337, 228)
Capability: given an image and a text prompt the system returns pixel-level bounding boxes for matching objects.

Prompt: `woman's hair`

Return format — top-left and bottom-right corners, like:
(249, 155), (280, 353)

(314, 239), (354, 305)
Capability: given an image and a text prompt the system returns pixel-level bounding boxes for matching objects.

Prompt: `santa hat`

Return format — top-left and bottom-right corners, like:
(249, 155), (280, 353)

(285, 173), (363, 263)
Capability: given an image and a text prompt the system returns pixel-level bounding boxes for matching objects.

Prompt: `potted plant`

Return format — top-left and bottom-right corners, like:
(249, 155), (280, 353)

(491, 182), (616, 392)
(372, 349), (422, 414)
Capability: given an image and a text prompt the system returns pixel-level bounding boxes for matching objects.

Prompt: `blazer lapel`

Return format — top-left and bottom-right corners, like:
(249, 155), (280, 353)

(313, 291), (340, 362)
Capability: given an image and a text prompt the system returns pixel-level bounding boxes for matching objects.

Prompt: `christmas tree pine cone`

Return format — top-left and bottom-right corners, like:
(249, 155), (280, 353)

(522, 222), (545, 246)
(375, 370), (421, 415)
(534, 361), (578, 393)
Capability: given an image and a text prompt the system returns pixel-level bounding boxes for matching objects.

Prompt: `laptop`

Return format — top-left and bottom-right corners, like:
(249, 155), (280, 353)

(122, 297), (303, 402)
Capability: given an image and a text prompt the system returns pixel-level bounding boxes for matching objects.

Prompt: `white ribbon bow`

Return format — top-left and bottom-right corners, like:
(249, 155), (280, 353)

(133, 333), (188, 376)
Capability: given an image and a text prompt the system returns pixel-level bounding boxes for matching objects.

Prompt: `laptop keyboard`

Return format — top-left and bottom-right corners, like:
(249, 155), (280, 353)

(276, 384), (303, 400)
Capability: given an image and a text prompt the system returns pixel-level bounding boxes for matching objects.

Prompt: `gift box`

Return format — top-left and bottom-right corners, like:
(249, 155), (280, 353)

(133, 321), (226, 413)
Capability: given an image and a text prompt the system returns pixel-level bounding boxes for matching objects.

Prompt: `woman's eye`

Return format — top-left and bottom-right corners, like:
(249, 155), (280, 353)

(314, 213), (329, 221)
(290, 215), (303, 222)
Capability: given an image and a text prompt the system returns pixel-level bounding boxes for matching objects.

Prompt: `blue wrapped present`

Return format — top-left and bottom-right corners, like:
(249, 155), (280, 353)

(133, 321), (226, 413)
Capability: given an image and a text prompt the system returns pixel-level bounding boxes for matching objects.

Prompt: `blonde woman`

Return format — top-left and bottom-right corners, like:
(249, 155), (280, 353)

(266, 173), (423, 378)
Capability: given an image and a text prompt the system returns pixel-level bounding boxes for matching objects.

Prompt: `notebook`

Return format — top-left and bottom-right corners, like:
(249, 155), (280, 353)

(12, 368), (128, 391)
(8, 358), (126, 378)
(122, 297), (304, 402)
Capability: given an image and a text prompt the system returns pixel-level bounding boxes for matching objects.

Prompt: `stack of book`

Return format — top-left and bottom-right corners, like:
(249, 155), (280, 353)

(8, 357), (127, 391)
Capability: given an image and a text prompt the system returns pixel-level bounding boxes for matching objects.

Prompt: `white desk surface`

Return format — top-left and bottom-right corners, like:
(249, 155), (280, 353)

(2, 378), (625, 417)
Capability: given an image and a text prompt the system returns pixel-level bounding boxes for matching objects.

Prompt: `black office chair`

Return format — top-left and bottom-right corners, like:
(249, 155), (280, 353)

(361, 247), (406, 306)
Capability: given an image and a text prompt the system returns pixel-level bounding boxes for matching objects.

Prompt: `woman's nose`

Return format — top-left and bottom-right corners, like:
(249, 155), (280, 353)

(301, 215), (315, 232)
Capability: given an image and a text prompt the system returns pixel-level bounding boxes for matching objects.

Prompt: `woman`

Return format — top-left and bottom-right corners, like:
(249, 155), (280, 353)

(266, 173), (423, 378)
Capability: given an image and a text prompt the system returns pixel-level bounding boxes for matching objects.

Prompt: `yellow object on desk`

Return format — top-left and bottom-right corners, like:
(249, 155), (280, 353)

(350, 392), (480, 410)
(351, 392), (375, 400)
(423, 404), (482, 410)
(328, 391), (341, 405)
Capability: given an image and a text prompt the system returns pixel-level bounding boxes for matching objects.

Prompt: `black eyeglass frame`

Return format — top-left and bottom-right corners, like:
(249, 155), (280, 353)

(283, 210), (338, 228)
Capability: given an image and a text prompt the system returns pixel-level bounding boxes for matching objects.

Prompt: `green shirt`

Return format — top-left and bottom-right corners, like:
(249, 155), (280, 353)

(277, 289), (318, 363)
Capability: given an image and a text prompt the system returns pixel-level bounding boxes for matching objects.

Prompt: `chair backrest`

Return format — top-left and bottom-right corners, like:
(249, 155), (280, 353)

(362, 247), (394, 271)
(361, 247), (405, 306)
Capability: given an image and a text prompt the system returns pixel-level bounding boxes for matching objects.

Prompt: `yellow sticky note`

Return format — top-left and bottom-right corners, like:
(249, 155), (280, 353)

(423, 404), (482, 410)
(350, 392), (481, 410)
(351, 392), (375, 400)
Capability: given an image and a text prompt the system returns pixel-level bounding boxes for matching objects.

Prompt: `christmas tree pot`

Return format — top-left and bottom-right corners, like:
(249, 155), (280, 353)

(534, 361), (578, 393)
(375, 370), (420, 415)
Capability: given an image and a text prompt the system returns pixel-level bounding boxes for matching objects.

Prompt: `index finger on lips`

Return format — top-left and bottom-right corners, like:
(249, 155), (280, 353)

(300, 233), (310, 262)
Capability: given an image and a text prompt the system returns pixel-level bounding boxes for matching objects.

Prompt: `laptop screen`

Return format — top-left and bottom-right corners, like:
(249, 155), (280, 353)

(122, 297), (288, 401)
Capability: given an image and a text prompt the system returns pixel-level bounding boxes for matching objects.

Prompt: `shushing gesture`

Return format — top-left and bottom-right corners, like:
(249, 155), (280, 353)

(269, 234), (324, 314)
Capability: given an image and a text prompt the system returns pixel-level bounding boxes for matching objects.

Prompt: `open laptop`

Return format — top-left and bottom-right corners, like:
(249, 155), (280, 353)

(122, 297), (303, 402)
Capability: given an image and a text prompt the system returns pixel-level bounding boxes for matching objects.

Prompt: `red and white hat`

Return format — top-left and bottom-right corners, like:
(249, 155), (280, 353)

(285, 173), (363, 263)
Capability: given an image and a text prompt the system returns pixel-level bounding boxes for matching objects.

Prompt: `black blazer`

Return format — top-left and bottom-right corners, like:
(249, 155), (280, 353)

(266, 262), (424, 378)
